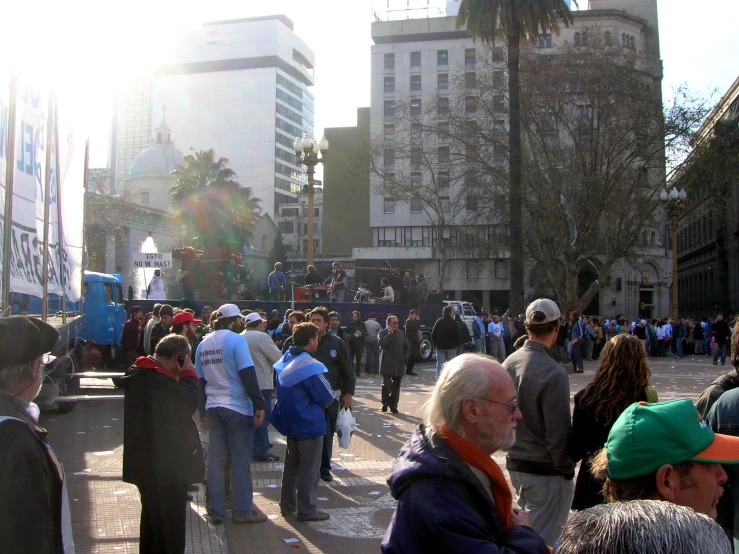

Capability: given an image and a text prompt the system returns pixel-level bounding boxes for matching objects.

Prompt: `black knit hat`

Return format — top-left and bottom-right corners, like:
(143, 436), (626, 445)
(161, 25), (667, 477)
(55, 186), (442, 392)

(0, 316), (60, 367)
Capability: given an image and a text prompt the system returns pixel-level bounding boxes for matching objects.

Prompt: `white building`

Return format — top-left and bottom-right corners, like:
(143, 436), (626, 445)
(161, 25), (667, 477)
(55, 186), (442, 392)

(360, 0), (671, 317)
(110, 14), (315, 217)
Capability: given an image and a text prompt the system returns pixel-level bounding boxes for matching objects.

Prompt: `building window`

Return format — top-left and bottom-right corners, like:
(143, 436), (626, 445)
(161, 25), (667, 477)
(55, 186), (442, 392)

(542, 134), (557, 151)
(438, 146), (450, 164)
(411, 147), (422, 167)
(492, 47), (505, 62)
(465, 96), (478, 113)
(467, 260), (479, 279)
(494, 119), (506, 134)
(411, 172), (422, 189)
(465, 48), (476, 65)
(411, 122), (422, 140)
(630, 36), (636, 49)
(411, 196), (423, 213)
(574, 32), (582, 46)
(438, 171), (450, 190)
(466, 195), (478, 211)
(495, 259), (508, 279)
(411, 98), (422, 116)
(605, 31), (612, 45)
(466, 144), (477, 161)
(494, 147), (505, 164)
(384, 148), (395, 167)
(410, 74), (422, 91)
(538, 33), (553, 48)
(438, 121), (449, 138)
(437, 50), (448, 65)
(384, 198), (395, 214)
(141, 191), (150, 205)
(384, 76), (395, 93)
(492, 70), (504, 88)
(384, 100), (395, 117)
(438, 73), (449, 90)
(493, 94), (505, 111)
(384, 53), (395, 70)
(384, 124), (395, 140)
(278, 221), (293, 234)
(577, 105), (593, 122)
(465, 72), (476, 88)
(410, 51), (421, 67)
(440, 196), (451, 212)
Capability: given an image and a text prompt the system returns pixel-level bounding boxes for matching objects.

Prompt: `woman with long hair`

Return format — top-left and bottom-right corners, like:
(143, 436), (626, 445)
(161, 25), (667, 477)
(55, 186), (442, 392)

(569, 334), (656, 510)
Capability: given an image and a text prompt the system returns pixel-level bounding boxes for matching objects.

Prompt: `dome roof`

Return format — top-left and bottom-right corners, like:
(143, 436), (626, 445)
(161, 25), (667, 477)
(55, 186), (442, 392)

(128, 117), (183, 180)
(129, 143), (183, 180)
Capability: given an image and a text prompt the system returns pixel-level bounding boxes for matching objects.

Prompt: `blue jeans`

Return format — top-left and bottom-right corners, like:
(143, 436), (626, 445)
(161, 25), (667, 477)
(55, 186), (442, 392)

(436, 349), (457, 378)
(206, 407), (255, 518)
(715, 343), (728, 365)
(676, 338), (684, 358)
(474, 337), (485, 353)
(254, 389), (272, 459)
(332, 289), (346, 302)
(365, 341), (380, 373)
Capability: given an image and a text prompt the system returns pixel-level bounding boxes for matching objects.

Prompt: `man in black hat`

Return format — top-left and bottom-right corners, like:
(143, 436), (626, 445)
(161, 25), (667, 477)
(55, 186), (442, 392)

(0, 316), (75, 553)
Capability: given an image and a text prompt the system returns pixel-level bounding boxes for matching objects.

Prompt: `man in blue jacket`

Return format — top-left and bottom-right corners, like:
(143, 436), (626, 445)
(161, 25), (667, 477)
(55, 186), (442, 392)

(271, 322), (335, 522)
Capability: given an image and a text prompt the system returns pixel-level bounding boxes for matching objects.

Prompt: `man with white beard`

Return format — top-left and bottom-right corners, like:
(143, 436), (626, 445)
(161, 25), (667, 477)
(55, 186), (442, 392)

(382, 354), (548, 553)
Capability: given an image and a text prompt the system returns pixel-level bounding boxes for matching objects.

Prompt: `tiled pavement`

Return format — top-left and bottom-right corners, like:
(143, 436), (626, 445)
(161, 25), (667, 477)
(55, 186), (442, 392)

(39, 355), (724, 553)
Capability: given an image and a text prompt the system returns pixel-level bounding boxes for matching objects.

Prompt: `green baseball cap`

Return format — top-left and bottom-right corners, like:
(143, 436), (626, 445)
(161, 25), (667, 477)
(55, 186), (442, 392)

(605, 398), (739, 479)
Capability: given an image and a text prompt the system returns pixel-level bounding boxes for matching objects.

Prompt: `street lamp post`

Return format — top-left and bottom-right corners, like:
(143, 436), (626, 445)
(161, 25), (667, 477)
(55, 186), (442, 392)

(294, 134), (328, 267)
(660, 187), (688, 319)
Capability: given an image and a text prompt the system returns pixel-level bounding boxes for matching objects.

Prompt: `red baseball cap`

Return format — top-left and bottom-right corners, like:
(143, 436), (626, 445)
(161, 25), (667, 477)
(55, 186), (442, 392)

(173, 312), (202, 325)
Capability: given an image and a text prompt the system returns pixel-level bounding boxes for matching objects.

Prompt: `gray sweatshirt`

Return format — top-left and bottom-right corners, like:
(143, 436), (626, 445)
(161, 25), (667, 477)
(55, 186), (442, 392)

(502, 340), (575, 477)
(364, 318), (383, 343)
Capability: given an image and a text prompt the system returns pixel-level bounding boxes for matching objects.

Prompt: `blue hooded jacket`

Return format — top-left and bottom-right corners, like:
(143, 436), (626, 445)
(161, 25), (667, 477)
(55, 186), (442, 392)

(382, 426), (549, 554)
(271, 347), (335, 439)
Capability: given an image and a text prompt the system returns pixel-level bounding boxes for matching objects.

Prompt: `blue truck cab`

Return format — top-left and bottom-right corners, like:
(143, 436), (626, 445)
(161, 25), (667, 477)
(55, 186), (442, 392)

(81, 271), (127, 351)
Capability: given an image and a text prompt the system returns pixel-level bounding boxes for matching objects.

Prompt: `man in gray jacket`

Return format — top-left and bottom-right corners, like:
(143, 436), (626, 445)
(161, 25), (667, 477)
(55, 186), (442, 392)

(379, 314), (410, 414)
(502, 298), (575, 546)
(242, 312), (284, 462)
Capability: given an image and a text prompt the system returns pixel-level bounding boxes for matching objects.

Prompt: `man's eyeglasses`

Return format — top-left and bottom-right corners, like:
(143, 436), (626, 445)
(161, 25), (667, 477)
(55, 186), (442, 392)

(476, 397), (519, 414)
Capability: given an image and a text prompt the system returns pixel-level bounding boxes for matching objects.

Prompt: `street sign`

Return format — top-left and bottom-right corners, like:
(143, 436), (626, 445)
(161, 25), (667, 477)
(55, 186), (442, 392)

(132, 252), (172, 269)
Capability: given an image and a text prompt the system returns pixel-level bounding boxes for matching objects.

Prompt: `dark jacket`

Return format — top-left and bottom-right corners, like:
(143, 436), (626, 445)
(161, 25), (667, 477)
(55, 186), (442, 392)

(569, 388), (648, 510)
(119, 356), (203, 488)
(405, 317), (421, 344)
(149, 322), (169, 353)
(382, 426), (549, 554)
(346, 320), (368, 345)
(379, 329), (411, 377)
(696, 368), (739, 417)
(714, 319), (731, 344)
(314, 333), (355, 396)
(121, 317), (141, 352)
(432, 316), (463, 351)
(457, 317), (472, 344)
(0, 391), (64, 553)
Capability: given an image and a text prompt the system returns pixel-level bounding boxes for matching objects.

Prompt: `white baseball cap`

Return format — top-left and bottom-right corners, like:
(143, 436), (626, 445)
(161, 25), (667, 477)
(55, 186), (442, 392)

(216, 304), (246, 320)
(525, 298), (561, 324)
(245, 312), (264, 324)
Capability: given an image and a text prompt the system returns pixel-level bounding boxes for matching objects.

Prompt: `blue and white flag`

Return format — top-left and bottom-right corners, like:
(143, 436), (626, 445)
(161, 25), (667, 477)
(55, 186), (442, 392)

(274, 347), (327, 388)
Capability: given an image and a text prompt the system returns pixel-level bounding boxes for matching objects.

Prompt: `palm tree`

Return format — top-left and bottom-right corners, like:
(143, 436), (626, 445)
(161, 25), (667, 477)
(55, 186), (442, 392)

(457, 0), (573, 314)
(170, 149), (261, 244)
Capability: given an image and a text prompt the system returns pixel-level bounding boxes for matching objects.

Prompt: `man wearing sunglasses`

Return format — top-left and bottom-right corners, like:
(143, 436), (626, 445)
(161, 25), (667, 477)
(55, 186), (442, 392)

(0, 316), (76, 553)
(382, 353), (548, 553)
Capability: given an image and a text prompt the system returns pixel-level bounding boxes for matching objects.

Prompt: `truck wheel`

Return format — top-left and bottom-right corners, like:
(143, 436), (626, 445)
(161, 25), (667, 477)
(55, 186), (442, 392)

(418, 335), (434, 362)
(57, 356), (80, 414)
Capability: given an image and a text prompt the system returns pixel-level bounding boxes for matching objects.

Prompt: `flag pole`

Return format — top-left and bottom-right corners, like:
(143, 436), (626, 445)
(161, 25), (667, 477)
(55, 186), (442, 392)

(1, 75), (18, 312)
(53, 94), (66, 324)
(41, 91), (55, 322)
(80, 139), (89, 317)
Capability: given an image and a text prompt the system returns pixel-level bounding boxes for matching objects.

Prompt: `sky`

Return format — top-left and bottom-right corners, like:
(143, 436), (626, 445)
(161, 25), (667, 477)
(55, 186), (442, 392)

(2, 0), (738, 170)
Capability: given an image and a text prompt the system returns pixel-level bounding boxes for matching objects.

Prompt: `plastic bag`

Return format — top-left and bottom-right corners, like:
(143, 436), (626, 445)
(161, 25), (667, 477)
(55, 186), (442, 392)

(335, 407), (357, 450)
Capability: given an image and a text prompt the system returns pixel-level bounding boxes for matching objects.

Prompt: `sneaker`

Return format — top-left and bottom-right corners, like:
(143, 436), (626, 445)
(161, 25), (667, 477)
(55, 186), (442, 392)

(210, 516), (224, 526)
(406, 371), (418, 376)
(320, 472), (333, 482)
(254, 454), (281, 462)
(391, 408), (400, 414)
(232, 507), (268, 524)
(297, 510), (330, 522)
(381, 405), (388, 413)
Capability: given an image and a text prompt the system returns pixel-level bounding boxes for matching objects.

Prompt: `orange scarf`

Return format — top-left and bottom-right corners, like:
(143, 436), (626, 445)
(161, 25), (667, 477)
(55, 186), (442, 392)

(438, 424), (512, 531)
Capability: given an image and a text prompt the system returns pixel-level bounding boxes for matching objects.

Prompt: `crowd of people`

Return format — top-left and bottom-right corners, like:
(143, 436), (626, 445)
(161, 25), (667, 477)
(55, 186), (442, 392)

(5, 294), (739, 553)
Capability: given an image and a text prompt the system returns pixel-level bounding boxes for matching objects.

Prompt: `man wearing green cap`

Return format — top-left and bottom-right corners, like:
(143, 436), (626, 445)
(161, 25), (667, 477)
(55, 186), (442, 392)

(590, 398), (739, 520)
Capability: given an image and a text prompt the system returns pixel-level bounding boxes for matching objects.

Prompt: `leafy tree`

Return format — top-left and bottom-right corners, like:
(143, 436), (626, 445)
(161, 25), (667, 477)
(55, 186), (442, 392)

(456, 0), (574, 314)
(269, 229), (289, 267)
(169, 149), (261, 245)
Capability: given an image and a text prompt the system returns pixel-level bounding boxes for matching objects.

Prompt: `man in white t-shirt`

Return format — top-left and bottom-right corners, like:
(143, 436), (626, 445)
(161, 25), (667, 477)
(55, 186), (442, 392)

(487, 315), (505, 362)
(196, 304), (267, 526)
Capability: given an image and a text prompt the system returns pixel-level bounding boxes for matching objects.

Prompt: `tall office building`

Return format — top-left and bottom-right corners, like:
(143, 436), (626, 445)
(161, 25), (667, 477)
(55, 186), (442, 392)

(360, 0), (670, 316)
(109, 15), (315, 217)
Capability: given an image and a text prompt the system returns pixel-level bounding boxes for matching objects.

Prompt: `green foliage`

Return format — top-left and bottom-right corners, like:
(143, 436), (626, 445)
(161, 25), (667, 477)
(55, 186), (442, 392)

(456, 0), (573, 43)
(169, 149), (262, 245)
